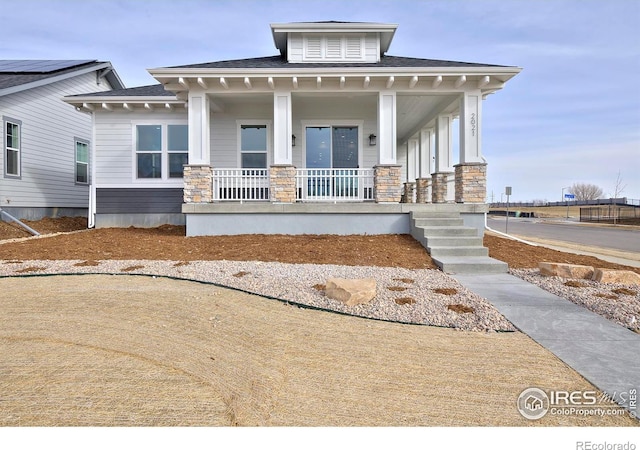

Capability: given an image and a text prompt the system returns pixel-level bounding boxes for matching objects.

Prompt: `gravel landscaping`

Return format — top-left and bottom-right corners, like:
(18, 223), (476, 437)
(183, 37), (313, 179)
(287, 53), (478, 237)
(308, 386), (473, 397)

(511, 268), (639, 333)
(0, 259), (516, 332)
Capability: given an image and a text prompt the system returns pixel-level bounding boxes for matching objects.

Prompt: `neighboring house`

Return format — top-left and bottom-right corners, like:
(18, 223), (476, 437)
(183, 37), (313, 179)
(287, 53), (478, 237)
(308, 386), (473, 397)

(0, 60), (124, 220)
(65, 22), (521, 238)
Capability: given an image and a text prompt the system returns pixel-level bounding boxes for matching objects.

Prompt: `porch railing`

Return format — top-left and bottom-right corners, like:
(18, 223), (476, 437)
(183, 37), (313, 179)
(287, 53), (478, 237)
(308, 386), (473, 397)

(212, 168), (270, 201)
(295, 168), (374, 202)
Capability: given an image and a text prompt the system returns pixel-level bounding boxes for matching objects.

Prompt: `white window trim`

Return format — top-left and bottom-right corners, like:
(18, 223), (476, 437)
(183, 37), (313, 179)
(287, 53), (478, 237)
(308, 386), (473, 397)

(74, 137), (90, 185)
(300, 120), (364, 168)
(236, 120), (272, 169)
(4, 117), (21, 178)
(131, 120), (187, 185)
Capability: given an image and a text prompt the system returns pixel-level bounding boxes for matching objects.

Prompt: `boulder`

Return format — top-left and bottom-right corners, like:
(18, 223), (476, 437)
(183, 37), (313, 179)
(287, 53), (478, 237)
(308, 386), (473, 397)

(539, 262), (594, 279)
(325, 278), (376, 306)
(592, 269), (640, 286)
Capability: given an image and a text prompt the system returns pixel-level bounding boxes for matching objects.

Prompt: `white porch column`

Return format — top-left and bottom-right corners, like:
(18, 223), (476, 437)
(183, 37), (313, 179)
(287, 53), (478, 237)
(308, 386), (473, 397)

(273, 90), (293, 165)
(377, 91), (397, 164)
(407, 138), (418, 181)
(432, 114), (454, 203)
(416, 128), (433, 203)
(459, 90), (483, 163)
(419, 128), (433, 178)
(434, 114), (453, 172)
(188, 90), (210, 165)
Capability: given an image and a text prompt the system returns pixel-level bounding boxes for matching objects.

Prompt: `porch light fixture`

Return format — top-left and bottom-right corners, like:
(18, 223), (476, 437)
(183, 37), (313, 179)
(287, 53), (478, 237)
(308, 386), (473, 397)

(292, 134), (296, 147)
(368, 134), (377, 146)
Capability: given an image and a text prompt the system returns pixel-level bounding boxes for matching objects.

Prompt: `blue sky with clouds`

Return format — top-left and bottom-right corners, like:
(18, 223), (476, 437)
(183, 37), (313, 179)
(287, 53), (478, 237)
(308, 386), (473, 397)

(3, 0), (639, 202)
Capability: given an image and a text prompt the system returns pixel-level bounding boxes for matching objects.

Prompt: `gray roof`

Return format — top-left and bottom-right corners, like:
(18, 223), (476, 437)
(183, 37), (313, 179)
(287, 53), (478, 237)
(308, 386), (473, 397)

(67, 83), (173, 97)
(0, 60), (124, 91)
(169, 54), (508, 70)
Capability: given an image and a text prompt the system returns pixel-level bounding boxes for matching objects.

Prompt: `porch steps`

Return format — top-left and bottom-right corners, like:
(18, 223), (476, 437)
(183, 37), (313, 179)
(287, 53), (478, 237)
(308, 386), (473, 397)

(410, 211), (508, 274)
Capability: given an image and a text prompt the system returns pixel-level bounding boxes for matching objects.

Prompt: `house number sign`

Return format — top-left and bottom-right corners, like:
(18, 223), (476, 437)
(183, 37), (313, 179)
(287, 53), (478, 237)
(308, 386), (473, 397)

(470, 112), (476, 137)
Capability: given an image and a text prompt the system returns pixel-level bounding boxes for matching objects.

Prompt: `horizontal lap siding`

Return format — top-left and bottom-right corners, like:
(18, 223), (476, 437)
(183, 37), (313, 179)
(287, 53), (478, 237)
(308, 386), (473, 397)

(96, 188), (183, 214)
(292, 97), (378, 168)
(210, 103), (272, 168)
(0, 72), (111, 208)
(94, 111), (187, 185)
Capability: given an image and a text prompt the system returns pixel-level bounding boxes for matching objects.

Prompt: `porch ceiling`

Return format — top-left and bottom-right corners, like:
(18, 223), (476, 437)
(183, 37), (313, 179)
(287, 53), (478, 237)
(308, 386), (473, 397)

(204, 91), (458, 145)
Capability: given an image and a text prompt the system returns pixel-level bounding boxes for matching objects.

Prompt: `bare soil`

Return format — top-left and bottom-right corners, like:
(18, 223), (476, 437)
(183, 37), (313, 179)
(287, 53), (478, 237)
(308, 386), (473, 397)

(1, 274), (635, 426)
(1, 217), (638, 426)
(1, 217), (638, 274)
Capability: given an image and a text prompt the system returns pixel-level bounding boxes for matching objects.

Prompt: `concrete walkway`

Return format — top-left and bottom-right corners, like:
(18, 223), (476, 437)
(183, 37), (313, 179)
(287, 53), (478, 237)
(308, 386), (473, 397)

(453, 272), (640, 416)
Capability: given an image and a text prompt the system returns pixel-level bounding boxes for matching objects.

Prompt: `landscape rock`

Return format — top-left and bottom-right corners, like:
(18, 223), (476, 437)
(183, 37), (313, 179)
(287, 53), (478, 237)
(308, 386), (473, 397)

(592, 269), (640, 286)
(539, 262), (594, 279)
(325, 278), (377, 306)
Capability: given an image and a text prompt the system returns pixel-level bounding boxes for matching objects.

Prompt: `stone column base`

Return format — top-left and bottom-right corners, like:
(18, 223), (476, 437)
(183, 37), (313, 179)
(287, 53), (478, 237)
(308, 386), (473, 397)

(454, 162), (487, 203)
(402, 182), (416, 203)
(269, 165), (297, 203)
(416, 178), (431, 203)
(374, 165), (402, 203)
(183, 164), (213, 203)
(431, 172), (453, 204)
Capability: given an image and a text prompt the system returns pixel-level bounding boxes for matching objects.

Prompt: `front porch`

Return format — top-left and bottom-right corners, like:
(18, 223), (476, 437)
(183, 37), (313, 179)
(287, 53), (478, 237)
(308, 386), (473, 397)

(183, 162), (487, 206)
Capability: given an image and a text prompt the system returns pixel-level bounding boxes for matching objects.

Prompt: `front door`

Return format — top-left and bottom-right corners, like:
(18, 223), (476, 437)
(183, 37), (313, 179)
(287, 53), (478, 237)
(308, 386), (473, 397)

(304, 126), (359, 199)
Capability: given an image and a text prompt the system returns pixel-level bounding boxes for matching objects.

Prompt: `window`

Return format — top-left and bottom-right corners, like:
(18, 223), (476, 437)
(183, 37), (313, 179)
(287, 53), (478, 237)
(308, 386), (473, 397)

(4, 117), (21, 177)
(240, 125), (267, 169)
(75, 139), (89, 184)
(136, 125), (162, 179)
(167, 125), (188, 178)
(135, 123), (188, 180)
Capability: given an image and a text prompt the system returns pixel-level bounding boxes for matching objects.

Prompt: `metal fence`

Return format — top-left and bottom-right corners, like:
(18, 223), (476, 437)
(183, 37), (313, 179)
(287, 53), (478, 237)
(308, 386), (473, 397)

(580, 206), (640, 224)
(491, 198), (637, 208)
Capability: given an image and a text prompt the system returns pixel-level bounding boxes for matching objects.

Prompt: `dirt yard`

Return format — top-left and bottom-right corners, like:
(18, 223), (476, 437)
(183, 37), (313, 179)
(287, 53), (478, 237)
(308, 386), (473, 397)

(0, 217), (638, 273)
(1, 217), (638, 426)
(1, 274), (635, 426)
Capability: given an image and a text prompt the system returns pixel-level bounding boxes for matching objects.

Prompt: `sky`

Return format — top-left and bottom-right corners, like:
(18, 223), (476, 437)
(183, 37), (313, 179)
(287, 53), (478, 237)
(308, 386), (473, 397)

(2, 0), (639, 202)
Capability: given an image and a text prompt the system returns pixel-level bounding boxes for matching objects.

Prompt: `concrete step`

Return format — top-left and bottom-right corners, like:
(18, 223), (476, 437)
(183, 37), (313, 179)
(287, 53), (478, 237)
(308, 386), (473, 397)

(413, 217), (464, 227)
(427, 246), (489, 257)
(415, 226), (479, 237)
(410, 211), (461, 219)
(433, 256), (509, 274)
(425, 236), (484, 247)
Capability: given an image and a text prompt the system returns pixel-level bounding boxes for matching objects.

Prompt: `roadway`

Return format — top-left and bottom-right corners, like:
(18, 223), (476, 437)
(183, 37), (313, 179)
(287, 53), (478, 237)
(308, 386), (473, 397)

(486, 216), (640, 267)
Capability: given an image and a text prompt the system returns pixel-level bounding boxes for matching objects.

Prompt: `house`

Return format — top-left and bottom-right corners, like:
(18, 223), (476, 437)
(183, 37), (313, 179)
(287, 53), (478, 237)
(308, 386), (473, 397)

(0, 60), (124, 220)
(65, 22), (521, 245)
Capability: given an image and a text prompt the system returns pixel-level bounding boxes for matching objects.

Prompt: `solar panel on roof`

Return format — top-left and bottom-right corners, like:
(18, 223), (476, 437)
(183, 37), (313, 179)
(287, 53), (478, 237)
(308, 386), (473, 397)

(0, 60), (96, 73)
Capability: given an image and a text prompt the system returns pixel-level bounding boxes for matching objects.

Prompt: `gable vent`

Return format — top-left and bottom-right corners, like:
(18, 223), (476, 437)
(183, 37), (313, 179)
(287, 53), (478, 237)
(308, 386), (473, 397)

(346, 37), (362, 58)
(305, 37), (322, 59)
(326, 37), (342, 58)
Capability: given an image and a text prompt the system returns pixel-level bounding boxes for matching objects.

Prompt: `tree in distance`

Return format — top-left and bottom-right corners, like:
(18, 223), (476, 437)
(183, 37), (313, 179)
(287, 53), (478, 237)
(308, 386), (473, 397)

(570, 182), (604, 201)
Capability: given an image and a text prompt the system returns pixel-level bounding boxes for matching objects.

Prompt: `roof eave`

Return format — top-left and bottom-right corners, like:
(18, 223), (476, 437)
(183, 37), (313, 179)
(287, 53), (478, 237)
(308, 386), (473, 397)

(270, 22), (399, 55)
(148, 65), (522, 78)
(0, 61), (120, 97)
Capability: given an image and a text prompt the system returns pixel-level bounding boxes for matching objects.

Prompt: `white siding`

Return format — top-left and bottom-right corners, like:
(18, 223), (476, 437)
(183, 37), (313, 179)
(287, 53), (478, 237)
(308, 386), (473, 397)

(292, 96), (379, 169)
(0, 72), (112, 208)
(210, 102), (273, 168)
(94, 110), (187, 185)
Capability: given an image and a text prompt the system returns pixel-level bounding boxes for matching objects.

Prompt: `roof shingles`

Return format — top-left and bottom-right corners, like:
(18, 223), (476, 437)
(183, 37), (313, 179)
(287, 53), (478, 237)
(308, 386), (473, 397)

(169, 54), (507, 70)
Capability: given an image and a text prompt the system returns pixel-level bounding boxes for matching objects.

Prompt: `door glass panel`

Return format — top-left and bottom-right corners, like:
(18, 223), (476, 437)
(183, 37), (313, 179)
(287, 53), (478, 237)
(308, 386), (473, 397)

(305, 127), (331, 168)
(332, 127), (358, 168)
